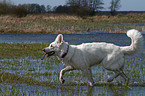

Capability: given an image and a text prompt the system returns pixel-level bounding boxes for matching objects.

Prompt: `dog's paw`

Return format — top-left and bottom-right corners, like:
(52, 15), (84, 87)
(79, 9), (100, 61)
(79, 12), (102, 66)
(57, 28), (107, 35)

(89, 82), (94, 87)
(107, 78), (113, 82)
(60, 79), (65, 84)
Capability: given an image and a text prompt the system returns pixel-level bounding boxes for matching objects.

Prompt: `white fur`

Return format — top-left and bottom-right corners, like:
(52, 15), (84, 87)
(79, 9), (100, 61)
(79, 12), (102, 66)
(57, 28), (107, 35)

(121, 29), (144, 55)
(43, 29), (144, 86)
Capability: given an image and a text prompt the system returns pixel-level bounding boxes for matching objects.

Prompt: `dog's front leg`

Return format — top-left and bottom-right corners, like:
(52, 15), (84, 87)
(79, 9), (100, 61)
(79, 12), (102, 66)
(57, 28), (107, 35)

(83, 68), (94, 86)
(59, 66), (74, 84)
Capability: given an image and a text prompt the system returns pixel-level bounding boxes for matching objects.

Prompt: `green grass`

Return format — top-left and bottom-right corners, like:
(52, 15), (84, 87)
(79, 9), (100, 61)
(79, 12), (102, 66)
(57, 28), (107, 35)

(0, 43), (144, 85)
(0, 43), (47, 59)
(0, 72), (65, 93)
(0, 42), (144, 95)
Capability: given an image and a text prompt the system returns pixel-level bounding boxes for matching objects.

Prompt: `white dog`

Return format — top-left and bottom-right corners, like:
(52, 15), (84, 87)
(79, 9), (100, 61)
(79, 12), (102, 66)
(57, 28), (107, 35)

(43, 29), (143, 86)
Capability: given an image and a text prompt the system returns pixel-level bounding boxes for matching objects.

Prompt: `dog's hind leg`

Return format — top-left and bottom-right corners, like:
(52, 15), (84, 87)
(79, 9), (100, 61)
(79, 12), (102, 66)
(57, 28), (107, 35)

(107, 69), (129, 84)
(107, 71), (120, 82)
(119, 69), (130, 84)
(59, 66), (74, 84)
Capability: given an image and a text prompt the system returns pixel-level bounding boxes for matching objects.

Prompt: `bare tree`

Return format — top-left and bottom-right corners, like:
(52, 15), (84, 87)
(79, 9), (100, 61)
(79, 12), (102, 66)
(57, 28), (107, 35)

(89, 0), (104, 12)
(109, 0), (121, 16)
(67, 0), (104, 16)
(47, 5), (51, 13)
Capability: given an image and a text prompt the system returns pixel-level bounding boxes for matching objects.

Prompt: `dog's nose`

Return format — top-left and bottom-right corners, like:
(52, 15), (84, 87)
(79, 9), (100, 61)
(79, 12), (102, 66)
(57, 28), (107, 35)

(42, 48), (45, 52)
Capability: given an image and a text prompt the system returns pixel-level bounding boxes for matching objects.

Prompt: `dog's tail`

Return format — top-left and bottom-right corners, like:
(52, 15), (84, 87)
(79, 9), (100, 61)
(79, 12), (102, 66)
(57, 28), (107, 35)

(120, 29), (144, 56)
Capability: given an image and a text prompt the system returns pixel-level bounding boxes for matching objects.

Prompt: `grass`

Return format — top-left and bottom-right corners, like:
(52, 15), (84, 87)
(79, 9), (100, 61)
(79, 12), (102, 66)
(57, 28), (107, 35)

(0, 13), (144, 95)
(0, 43), (47, 59)
(0, 42), (144, 95)
(0, 43), (144, 84)
(1, 72), (144, 87)
(0, 43), (144, 83)
(0, 14), (145, 33)
(0, 72), (58, 88)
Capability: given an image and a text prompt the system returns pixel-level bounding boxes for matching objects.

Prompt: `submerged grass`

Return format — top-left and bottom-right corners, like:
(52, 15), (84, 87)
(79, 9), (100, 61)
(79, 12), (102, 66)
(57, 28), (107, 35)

(0, 14), (145, 33)
(0, 43), (144, 84)
(0, 42), (145, 95)
(1, 72), (144, 87)
(0, 72), (58, 88)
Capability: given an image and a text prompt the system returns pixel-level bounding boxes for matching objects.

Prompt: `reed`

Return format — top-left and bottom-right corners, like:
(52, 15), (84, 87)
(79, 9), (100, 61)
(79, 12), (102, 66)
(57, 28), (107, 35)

(0, 14), (145, 33)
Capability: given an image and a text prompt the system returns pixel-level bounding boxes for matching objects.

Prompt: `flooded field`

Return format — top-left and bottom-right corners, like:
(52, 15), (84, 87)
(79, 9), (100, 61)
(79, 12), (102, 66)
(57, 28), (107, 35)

(0, 33), (145, 95)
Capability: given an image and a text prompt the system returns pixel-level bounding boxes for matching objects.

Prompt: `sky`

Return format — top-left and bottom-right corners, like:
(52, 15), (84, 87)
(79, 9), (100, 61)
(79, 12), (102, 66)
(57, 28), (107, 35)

(3, 0), (145, 11)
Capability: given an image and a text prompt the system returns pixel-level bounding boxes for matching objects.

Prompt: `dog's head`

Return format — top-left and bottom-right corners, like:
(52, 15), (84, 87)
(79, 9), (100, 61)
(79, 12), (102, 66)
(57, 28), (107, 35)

(43, 34), (68, 58)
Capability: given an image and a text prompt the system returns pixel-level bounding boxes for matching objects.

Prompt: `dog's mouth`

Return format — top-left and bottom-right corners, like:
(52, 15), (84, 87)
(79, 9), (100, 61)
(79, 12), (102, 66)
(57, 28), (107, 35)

(45, 51), (55, 57)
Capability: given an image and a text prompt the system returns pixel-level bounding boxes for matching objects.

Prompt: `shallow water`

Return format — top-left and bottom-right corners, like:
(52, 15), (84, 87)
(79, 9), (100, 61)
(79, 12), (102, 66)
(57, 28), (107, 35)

(0, 33), (132, 45)
(0, 33), (145, 95)
(0, 83), (145, 96)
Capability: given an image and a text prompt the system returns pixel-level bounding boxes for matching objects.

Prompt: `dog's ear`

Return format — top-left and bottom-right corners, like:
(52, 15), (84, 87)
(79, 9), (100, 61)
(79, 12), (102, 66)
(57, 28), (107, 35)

(55, 34), (63, 44)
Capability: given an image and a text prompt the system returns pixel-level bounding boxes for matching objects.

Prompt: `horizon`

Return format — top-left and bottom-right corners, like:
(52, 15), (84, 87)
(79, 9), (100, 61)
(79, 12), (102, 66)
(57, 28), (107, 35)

(2, 0), (145, 11)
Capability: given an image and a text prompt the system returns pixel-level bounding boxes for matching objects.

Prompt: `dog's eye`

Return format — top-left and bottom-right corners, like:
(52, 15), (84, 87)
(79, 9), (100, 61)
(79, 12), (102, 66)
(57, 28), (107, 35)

(50, 45), (53, 47)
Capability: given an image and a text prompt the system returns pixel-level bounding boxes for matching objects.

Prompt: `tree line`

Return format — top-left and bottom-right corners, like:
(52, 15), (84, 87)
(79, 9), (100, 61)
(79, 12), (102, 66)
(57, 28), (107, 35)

(0, 0), (121, 17)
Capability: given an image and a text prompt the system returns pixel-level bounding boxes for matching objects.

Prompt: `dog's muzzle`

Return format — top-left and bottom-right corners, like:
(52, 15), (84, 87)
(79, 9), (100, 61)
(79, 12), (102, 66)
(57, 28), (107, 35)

(42, 49), (55, 57)
(45, 51), (55, 57)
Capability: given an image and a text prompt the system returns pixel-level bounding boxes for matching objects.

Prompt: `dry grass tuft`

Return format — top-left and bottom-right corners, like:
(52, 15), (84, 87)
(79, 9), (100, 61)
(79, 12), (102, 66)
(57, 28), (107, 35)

(0, 14), (145, 33)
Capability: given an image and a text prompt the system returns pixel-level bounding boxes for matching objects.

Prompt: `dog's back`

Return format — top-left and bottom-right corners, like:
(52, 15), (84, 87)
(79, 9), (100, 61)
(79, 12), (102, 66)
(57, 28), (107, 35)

(68, 29), (144, 71)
